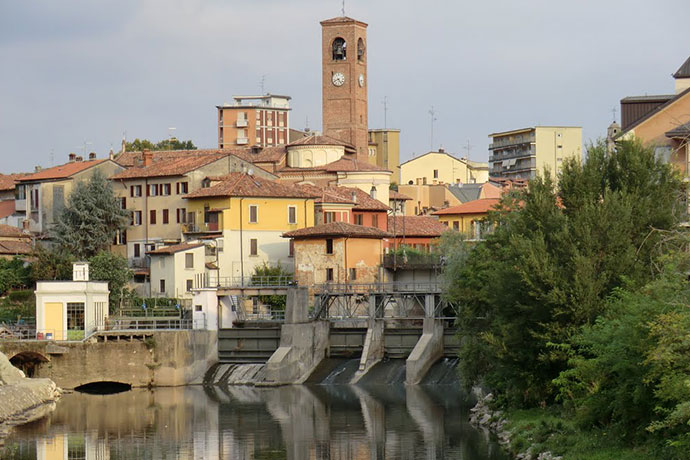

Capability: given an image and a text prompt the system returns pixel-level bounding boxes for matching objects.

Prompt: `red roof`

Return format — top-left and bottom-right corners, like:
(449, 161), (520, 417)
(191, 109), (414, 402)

(0, 173), (28, 192)
(278, 156), (391, 174)
(283, 222), (390, 239)
(432, 198), (501, 215)
(19, 160), (107, 182)
(185, 173), (319, 199)
(0, 240), (32, 256)
(0, 201), (15, 219)
(299, 185), (389, 211)
(389, 190), (412, 201)
(0, 224), (29, 238)
(387, 216), (448, 237)
(147, 242), (205, 255)
(287, 134), (354, 149)
(111, 153), (227, 180)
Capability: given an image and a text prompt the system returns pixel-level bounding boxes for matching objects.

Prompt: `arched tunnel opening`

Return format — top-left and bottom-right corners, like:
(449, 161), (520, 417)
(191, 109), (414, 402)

(9, 352), (50, 378)
(74, 381), (132, 395)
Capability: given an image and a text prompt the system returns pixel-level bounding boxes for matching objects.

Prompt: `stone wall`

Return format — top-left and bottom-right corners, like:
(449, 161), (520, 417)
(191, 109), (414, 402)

(0, 330), (217, 390)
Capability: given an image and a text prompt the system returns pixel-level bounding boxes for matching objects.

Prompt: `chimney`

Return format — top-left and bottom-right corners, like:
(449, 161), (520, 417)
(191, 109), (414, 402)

(143, 149), (153, 167)
(89, 152), (96, 160)
(438, 147), (445, 153)
(34, 166), (42, 172)
(352, 191), (357, 203)
(109, 148), (114, 160)
(75, 156), (83, 162)
(68, 153), (76, 162)
(22, 219), (30, 231)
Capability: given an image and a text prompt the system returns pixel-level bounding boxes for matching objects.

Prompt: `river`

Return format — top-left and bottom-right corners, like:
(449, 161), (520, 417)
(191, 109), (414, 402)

(0, 384), (508, 460)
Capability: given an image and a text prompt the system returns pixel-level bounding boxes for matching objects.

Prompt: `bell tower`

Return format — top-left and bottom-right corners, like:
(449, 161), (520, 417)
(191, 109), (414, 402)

(321, 16), (368, 160)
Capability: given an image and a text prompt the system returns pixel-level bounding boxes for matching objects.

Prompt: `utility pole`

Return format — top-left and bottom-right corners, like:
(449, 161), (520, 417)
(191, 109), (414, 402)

(428, 106), (437, 151)
(611, 106), (617, 122)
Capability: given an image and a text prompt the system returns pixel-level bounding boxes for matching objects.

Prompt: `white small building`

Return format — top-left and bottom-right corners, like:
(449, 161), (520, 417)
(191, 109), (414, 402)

(147, 242), (207, 299)
(35, 263), (109, 341)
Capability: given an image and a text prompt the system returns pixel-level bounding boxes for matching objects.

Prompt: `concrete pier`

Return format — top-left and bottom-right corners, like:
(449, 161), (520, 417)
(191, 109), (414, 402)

(405, 318), (445, 385)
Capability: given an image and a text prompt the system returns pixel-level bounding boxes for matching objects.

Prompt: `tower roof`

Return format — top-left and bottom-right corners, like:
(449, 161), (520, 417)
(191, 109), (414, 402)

(320, 16), (368, 27)
(674, 56), (690, 79)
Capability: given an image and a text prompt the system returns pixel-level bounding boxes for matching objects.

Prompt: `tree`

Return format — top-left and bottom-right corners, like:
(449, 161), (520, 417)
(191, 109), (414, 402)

(30, 246), (75, 282)
(251, 263), (291, 311)
(88, 251), (133, 312)
(0, 257), (31, 295)
(445, 139), (683, 406)
(125, 138), (197, 152)
(51, 171), (128, 259)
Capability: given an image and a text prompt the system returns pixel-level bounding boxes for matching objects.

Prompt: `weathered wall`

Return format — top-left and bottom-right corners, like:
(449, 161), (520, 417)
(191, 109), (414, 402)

(0, 330), (217, 390)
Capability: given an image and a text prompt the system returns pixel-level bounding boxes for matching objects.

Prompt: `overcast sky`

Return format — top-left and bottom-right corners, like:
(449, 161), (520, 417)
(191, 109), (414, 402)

(1, 0), (689, 174)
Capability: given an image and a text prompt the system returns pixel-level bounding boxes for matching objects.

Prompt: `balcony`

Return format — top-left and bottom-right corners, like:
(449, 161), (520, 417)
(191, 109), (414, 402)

(236, 119), (248, 128)
(236, 138), (249, 145)
(489, 134), (536, 150)
(383, 252), (444, 270)
(183, 223), (222, 234)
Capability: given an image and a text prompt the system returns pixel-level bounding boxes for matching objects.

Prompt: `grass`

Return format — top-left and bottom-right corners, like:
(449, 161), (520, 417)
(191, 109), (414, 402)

(504, 407), (656, 460)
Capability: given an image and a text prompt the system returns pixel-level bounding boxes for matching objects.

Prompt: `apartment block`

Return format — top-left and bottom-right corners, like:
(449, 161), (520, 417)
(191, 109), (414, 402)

(217, 94), (291, 149)
(488, 126), (582, 181)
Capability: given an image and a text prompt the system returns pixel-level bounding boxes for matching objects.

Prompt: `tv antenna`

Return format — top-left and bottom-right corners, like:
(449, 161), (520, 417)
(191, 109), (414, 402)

(260, 75), (266, 94)
(49, 149), (54, 166)
(428, 106), (437, 151)
(462, 139), (473, 158)
(382, 96), (389, 129)
(611, 106), (617, 122)
(341, 0), (345, 16)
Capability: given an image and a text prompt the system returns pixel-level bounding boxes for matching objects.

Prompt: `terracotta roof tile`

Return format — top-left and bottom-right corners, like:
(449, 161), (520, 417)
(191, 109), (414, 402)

(0, 240), (32, 255)
(19, 160), (107, 182)
(147, 242), (205, 255)
(0, 173), (29, 192)
(114, 149), (222, 167)
(229, 145), (288, 164)
(299, 185), (389, 211)
(432, 198), (501, 215)
(0, 224), (29, 238)
(320, 16), (368, 26)
(323, 157), (390, 173)
(387, 216), (448, 237)
(185, 173), (319, 199)
(283, 222), (390, 239)
(287, 134), (354, 149)
(389, 190), (412, 201)
(111, 153), (227, 180)
(0, 201), (15, 219)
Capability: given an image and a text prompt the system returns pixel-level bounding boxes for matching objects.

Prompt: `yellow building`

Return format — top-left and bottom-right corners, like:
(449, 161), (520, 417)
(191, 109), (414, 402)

(184, 173), (317, 281)
(397, 182), (501, 216)
(368, 129), (401, 184)
(488, 126), (582, 181)
(400, 149), (488, 186)
(432, 198), (500, 240)
(147, 242), (206, 299)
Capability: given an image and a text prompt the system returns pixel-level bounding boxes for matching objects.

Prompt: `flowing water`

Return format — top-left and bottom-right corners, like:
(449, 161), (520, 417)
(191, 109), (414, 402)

(1, 384), (508, 459)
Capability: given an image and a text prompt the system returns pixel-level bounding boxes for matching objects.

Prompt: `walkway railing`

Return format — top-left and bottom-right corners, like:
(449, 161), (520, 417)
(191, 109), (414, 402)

(207, 275), (295, 289)
(105, 318), (194, 331)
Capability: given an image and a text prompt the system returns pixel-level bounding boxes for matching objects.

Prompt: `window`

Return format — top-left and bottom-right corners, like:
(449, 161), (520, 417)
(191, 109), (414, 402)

(453, 221), (459, 231)
(326, 268), (334, 282)
(442, 221), (449, 227)
(288, 239), (294, 257)
(326, 238), (334, 254)
(148, 184), (159, 196)
(372, 214), (379, 227)
(186, 279), (194, 292)
(114, 230), (127, 245)
(357, 37), (365, 61)
(324, 211), (335, 223)
(349, 268), (357, 281)
(250, 238), (258, 256)
(159, 279), (166, 294)
(332, 37), (346, 60)
(249, 205), (258, 223)
(121, 197), (126, 209)
(66, 302), (85, 331)
(162, 209), (169, 224)
(288, 205), (297, 224)
(162, 183), (171, 196)
(130, 185), (142, 197)
(134, 243), (140, 258)
(16, 185), (26, 200)
(354, 214), (363, 225)
(176, 208), (187, 224)
(195, 305), (202, 312)
(150, 210), (157, 224)
(433, 169), (439, 179)
(185, 253), (194, 269)
(132, 211), (142, 226)
(176, 181), (188, 194)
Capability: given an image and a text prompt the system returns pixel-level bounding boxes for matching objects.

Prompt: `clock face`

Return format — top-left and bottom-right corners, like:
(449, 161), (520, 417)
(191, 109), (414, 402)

(358, 74), (364, 87)
(332, 72), (345, 87)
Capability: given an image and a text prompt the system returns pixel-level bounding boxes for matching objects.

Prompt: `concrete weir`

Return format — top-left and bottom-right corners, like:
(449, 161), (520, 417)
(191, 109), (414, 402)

(258, 288), (450, 385)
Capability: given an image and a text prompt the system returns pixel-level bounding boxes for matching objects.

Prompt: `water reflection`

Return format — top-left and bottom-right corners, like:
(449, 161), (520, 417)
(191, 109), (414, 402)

(2, 385), (507, 460)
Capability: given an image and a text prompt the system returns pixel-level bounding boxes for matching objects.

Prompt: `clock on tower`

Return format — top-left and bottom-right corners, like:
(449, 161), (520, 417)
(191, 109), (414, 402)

(321, 16), (368, 160)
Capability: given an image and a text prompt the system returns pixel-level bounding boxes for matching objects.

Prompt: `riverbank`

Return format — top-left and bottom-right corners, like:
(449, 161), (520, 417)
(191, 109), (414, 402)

(0, 351), (61, 444)
(470, 393), (658, 460)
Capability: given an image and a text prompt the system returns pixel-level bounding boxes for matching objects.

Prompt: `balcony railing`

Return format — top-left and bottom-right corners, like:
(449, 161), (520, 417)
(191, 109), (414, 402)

(236, 119), (248, 127)
(383, 253), (444, 269)
(236, 137), (249, 145)
(183, 223), (221, 233)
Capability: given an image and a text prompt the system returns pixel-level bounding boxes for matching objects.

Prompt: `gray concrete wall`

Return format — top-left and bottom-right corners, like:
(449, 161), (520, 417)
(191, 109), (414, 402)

(406, 318), (444, 385)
